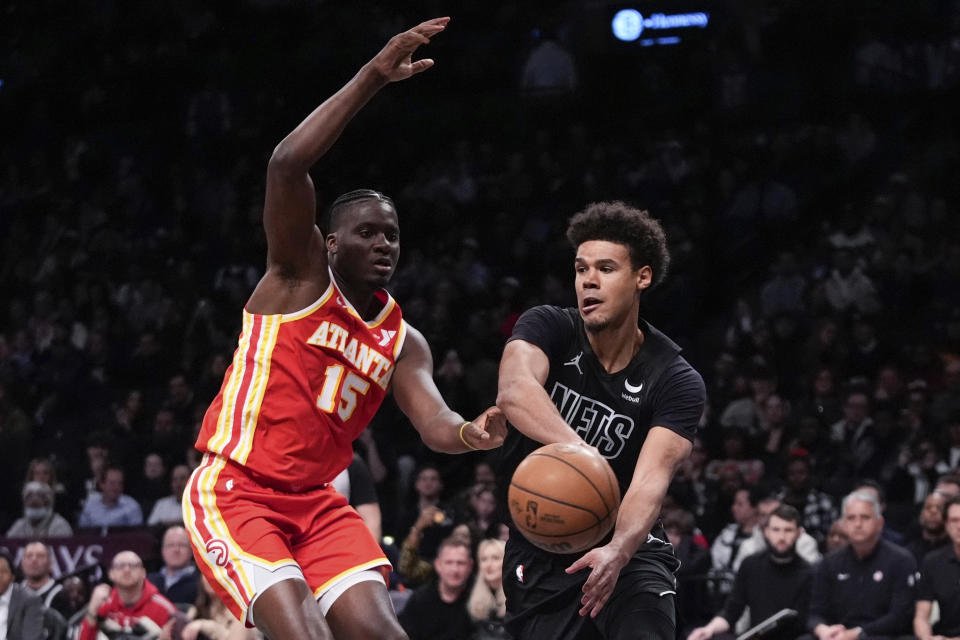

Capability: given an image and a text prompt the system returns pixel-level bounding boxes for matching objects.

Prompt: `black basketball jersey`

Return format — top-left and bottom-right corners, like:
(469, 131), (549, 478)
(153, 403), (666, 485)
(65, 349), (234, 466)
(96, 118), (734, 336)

(498, 305), (706, 584)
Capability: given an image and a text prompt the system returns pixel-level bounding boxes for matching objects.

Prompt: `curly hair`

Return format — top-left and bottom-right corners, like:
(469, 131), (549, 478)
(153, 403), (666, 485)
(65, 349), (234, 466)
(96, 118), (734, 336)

(322, 188), (395, 232)
(565, 201), (670, 287)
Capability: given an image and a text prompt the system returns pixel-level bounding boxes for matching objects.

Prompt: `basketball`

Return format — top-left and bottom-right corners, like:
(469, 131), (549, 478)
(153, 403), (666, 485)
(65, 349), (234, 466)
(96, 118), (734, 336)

(507, 443), (621, 554)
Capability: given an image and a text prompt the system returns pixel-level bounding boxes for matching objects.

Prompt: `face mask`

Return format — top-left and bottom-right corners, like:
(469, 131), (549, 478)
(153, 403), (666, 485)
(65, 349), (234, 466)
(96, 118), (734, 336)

(25, 507), (52, 523)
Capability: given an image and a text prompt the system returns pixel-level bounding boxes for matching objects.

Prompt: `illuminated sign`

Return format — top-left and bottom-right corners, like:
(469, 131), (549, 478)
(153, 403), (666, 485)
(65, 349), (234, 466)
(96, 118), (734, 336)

(611, 8), (710, 45)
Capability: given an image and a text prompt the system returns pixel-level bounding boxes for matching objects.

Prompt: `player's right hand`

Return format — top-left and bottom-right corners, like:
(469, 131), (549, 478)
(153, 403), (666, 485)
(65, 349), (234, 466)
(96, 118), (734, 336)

(367, 17), (449, 83)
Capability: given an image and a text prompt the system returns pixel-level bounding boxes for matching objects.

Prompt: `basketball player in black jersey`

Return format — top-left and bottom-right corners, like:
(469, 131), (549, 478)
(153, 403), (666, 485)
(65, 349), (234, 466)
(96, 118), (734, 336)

(497, 201), (706, 640)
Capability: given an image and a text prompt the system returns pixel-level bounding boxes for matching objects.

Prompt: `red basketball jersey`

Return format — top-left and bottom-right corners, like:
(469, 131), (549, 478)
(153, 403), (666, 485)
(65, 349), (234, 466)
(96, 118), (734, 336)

(195, 280), (405, 492)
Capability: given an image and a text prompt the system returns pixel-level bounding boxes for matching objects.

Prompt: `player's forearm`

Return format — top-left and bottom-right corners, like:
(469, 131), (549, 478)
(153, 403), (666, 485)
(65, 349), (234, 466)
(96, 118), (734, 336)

(497, 379), (581, 445)
(606, 470), (670, 558)
(269, 65), (387, 174)
(417, 410), (473, 453)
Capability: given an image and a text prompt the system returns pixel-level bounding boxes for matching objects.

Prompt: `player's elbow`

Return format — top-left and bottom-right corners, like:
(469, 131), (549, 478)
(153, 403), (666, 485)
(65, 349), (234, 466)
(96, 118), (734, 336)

(268, 140), (302, 176)
(496, 377), (526, 418)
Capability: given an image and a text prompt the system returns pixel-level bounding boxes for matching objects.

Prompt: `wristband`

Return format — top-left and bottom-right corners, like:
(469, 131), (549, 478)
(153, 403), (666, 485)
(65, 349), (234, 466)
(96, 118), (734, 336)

(459, 422), (478, 450)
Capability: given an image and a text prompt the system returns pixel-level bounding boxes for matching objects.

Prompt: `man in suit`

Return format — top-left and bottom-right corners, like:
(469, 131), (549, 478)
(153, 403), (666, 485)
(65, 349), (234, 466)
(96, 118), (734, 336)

(0, 550), (44, 640)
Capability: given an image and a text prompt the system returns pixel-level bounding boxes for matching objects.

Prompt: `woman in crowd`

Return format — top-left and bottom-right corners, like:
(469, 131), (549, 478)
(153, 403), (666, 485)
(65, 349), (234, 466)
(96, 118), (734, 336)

(467, 538), (509, 640)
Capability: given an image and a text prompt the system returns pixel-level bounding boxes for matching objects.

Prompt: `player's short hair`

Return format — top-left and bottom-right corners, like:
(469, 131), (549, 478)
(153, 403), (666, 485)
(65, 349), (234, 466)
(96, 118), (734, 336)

(566, 201), (670, 286)
(767, 504), (802, 527)
(323, 189), (395, 232)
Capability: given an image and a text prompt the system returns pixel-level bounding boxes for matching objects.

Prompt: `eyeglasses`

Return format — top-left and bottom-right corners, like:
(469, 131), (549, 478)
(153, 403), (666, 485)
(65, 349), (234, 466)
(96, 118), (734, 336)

(111, 561), (142, 570)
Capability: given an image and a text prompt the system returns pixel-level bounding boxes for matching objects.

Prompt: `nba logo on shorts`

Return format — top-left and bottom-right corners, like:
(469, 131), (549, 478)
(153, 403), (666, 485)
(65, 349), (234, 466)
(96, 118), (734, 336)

(515, 564), (524, 583)
(206, 539), (230, 567)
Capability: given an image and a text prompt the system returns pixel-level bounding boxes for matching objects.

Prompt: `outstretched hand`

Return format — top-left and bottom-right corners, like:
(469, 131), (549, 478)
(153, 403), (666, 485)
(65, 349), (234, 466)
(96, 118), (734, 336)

(462, 405), (508, 451)
(368, 17), (449, 83)
(565, 543), (630, 618)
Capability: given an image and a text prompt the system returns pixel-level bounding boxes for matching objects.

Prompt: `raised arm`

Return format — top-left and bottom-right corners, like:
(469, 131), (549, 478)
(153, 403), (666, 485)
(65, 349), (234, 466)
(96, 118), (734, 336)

(496, 339), (584, 445)
(262, 17), (448, 278)
(567, 426), (692, 617)
(392, 324), (506, 453)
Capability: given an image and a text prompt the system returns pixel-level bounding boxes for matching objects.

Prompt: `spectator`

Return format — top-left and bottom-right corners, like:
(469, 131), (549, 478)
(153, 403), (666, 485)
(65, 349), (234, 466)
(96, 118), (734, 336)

(778, 456), (838, 549)
(806, 490), (916, 640)
(932, 360), (960, 427)
(146, 525), (198, 606)
(147, 463), (190, 527)
(60, 575), (90, 623)
(794, 368), (842, 430)
(688, 505), (813, 640)
(905, 490), (950, 563)
(463, 484), (501, 542)
(825, 520), (848, 553)
(719, 367), (777, 436)
(182, 574), (261, 640)
(709, 486), (761, 597)
(79, 550), (178, 640)
(397, 465), (447, 537)
(946, 418), (960, 470)
(398, 537), (474, 640)
(77, 466), (144, 529)
(665, 508), (712, 633)
(735, 494), (821, 566)
(19, 541), (72, 618)
(760, 251), (807, 318)
(6, 481), (74, 538)
(821, 248), (881, 315)
(133, 452), (168, 517)
(0, 550), (43, 640)
(23, 457), (67, 503)
(466, 539), (508, 640)
(914, 494), (960, 640)
(829, 391), (877, 482)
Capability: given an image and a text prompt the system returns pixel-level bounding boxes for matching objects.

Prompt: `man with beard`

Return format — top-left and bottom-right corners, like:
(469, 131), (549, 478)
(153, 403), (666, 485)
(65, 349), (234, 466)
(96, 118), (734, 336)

(19, 541), (72, 619)
(687, 504), (812, 640)
(914, 494), (960, 640)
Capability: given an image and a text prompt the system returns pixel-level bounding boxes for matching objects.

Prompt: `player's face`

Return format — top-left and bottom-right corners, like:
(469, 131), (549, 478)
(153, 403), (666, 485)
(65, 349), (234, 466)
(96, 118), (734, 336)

(574, 241), (650, 333)
(842, 499), (883, 545)
(327, 200), (400, 289)
(763, 515), (800, 554)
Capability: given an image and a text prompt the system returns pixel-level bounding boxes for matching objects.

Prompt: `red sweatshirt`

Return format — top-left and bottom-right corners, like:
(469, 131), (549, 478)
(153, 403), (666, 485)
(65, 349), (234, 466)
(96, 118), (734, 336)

(79, 579), (176, 640)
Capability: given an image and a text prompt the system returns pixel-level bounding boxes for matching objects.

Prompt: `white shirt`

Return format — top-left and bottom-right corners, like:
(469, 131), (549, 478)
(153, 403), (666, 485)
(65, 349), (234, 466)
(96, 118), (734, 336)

(0, 583), (12, 640)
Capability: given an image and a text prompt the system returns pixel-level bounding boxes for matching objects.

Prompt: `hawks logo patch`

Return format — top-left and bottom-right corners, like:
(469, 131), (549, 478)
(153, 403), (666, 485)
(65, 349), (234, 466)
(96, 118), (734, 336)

(205, 539), (230, 567)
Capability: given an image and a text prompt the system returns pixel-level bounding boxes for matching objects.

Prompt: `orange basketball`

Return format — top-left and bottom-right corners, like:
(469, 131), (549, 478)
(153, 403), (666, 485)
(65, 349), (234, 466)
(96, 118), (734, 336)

(507, 443), (621, 554)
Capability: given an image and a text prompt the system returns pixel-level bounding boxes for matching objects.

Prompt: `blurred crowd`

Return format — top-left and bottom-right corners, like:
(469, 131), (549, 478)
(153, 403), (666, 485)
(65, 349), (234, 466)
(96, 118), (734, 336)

(2, 0), (960, 638)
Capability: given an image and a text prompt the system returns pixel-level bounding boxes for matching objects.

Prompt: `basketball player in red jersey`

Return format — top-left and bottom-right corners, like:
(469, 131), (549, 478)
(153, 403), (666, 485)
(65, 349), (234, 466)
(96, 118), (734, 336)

(183, 17), (506, 640)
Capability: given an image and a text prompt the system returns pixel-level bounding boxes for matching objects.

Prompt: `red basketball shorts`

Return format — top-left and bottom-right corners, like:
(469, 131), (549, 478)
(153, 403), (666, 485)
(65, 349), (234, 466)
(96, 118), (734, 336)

(183, 453), (389, 625)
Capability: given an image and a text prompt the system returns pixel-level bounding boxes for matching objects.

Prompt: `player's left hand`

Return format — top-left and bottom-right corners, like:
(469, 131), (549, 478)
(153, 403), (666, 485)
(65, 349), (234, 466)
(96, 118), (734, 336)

(464, 406), (507, 450)
(367, 17), (449, 83)
(565, 543), (630, 618)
